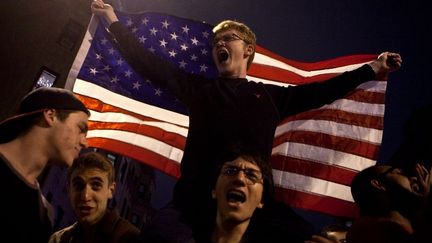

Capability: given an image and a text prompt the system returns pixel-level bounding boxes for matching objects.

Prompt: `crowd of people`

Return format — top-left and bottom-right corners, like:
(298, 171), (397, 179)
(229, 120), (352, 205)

(3, 0), (428, 242)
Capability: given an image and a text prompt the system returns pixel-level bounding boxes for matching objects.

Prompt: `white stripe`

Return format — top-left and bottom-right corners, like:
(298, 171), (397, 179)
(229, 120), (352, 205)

(89, 110), (189, 137)
(275, 119), (383, 144)
(73, 79), (190, 127)
(253, 52), (371, 77)
(272, 169), (355, 202)
(321, 98), (385, 116)
(272, 142), (376, 171)
(358, 80), (387, 92)
(87, 129), (184, 163)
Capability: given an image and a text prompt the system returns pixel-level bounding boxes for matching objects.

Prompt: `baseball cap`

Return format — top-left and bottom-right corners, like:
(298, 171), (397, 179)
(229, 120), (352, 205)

(0, 87), (90, 143)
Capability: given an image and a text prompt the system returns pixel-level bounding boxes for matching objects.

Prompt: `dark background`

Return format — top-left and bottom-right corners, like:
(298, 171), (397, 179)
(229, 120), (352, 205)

(0, 0), (431, 232)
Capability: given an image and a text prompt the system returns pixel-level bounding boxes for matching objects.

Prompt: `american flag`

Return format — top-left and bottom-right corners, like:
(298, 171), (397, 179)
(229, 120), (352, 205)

(67, 11), (383, 218)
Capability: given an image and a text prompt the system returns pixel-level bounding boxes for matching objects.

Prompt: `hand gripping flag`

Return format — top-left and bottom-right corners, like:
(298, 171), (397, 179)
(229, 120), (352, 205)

(67, 11), (383, 218)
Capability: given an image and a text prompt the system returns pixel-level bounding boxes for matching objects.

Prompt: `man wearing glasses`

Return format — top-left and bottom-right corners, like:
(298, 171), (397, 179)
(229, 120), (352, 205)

(91, 1), (402, 241)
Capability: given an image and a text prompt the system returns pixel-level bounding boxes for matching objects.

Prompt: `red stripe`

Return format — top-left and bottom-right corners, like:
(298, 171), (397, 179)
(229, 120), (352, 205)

(88, 121), (186, 149)
(271, 155), (358, 185)
(274, 187), (360, 218)
(256, 46), (377, 70)
(273, 130), (380, 160)
(87, 137), (181, 178)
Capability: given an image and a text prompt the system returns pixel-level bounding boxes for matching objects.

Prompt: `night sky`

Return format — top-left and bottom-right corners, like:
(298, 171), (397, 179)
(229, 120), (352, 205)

(109, 0), (431, 230)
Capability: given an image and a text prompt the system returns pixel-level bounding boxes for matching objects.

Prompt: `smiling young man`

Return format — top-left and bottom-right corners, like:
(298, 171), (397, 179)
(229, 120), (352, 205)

(0, 87), (90, 243)
(91, 1), (402, 241)
(49, 152), (140, 243)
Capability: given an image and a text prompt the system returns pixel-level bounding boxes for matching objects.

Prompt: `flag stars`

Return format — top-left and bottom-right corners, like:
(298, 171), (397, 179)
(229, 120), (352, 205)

(199, 64), (208, 72)
(154, 88), (163, 96)
(89, 67), (98, 75)
(124, 69), (133, 78)
(95, 53), (103, 60)
(108, 48), (115, 55)
(191, 37), (199, 45)
(150, 27), (158, 36)
(182, 25), (190, 34)
(131, 27), (138, 33)
(170, 32), (179, 40)
(159, 39), (168, 48)
(180, 43), (188, 51)
(141, 18), (149, 25)
(116, 58), (125, 66)
(190, 54), (198, 61)
(110, 76), (119, 83)
(103, 65), (111, 71)
(133, 81), (142, 90)
(169, 50), (177, 57)
(201, 49), (208, 55)
(161, 20), (170, 29)
(126, 19), (133, 26)
(148, 46), (156, 53)
(179, 60), (187, 69)
(139, 35), (147, 43)
(202, 31), (210, 39)
(100, 38), (108, 45)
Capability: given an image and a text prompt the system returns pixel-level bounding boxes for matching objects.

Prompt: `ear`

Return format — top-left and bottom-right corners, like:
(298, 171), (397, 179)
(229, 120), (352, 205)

(370, 179), (386, 191)
(108, 182), (116, 199)
(245, 44), (254, 56)
(257, 201), (264, 209)
(42, 109), (56, 126)
(211, 189), (216, 199)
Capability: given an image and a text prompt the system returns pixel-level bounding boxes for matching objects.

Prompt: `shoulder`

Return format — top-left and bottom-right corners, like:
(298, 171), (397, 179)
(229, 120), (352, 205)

(49, 223), (77, 243)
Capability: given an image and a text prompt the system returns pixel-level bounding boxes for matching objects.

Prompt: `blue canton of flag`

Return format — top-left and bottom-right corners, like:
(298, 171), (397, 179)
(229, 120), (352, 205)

(78, 11), (219, 115)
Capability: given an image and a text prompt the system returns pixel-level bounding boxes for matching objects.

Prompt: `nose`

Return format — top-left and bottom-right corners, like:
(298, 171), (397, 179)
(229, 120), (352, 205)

(232, 170), (248, 185)
(80, 185), (92, 200)
(80, 135), (88, 149)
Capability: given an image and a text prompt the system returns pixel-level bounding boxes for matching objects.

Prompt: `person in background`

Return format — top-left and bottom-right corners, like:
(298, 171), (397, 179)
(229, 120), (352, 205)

(49, 151), (140, 243)
(91, 0), (402, 240)
(346, 163), (432, 243)
(0, 87), (90, 243)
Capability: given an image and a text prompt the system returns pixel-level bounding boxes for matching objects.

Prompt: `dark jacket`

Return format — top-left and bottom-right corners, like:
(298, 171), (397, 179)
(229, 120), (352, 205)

(49, 209), (140, 243)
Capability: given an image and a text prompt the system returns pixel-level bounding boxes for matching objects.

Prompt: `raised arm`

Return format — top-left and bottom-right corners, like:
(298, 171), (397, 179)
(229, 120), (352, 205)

(91, 0), (119, 25)
(368, 52), (402, 80)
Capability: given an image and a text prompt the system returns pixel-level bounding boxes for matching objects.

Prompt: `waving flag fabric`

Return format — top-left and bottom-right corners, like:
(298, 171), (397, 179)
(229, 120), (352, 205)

(67, 11), (383, 218)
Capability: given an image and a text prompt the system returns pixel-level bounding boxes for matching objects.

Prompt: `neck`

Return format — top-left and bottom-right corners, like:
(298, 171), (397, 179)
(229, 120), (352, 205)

(212, 214), (250, 243)
(0, 134), (48, 186)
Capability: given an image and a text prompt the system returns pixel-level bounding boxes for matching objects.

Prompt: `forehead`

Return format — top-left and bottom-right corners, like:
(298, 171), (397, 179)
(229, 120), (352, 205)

(224, 157), (261, 170)
(70, 168), (108, 181)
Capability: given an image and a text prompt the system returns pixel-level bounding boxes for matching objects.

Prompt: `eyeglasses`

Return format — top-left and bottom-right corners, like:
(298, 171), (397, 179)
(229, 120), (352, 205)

(220, 165), (263, 185)
(212, 33), (245, 46)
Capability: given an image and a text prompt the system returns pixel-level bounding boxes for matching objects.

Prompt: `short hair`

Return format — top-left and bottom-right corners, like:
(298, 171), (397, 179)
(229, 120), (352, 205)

(350, 165), (383, 214)
(68, 152), (115, 184)
(212, 20), (256, 70)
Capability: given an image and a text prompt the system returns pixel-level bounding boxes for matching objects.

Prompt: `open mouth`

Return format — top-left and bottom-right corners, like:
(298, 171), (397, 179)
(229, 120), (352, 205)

(226, 190), (246, 203)
(217, 49), (229, 63)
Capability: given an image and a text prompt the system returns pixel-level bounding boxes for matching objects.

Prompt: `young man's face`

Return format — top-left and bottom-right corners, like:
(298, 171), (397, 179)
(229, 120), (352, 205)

(69, 168), (114, 226)
(50, 111), (89, 167)
(212, 29), (251, 78)
(212, 157), (264, 224)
